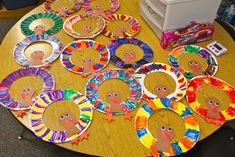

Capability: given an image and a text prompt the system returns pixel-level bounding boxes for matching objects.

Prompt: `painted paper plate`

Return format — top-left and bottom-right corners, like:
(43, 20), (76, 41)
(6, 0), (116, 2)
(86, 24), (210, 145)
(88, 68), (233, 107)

(29, 89), (93, 143)
(60, 40), (110, 75)
(102, 14), (141, 39)
(135, 98), (200, 156)
(63, 14), (105, 39)
(186, 76), (235, 125)
(134, 63), (187, 101)
(20, 12), (63, 36)
(85, 69), (143, 115)
(168, 45), (218, 79)
(43, 0), (82, 16)
(82, 0), (120, 16)
(13, 34), (63, 67)
(107, 38), (153, 69)
(0, 67), (55, 110)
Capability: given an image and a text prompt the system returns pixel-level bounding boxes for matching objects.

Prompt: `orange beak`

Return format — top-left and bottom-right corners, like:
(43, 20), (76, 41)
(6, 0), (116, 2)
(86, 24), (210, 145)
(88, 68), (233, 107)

(110, 97), (120, 104)
(162, 132), (172, 141)
(212, 105), (218, 113)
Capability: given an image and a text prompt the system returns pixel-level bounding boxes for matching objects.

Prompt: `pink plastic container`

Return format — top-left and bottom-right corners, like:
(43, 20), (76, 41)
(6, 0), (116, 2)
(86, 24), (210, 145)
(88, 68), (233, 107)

(161, 21), (214, 49)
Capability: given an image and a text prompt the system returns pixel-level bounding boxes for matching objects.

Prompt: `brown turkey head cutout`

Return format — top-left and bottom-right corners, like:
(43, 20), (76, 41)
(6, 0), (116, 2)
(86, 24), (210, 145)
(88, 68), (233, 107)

(123, 50), (136, 65)
(59, 112), (80, 138)
(188, 60), (204, 77)
(31, 51), (45, 66)
(81, 58), (95, 74)
(205, 96), (221, 119)
(33, 25), (45, 35)
(58, 6), (69, 17)
(154, 125), (175, 153)
(106, 91), (123, 113)
(80, 25), (92, 37)
(114, 25), (127, 37)
(154, 85), (169, 98)
(20, 87), (35, 108)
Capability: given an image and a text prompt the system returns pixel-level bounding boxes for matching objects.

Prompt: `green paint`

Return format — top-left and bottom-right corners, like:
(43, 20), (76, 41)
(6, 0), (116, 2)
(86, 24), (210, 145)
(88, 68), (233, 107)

(64, 89), (78, 100)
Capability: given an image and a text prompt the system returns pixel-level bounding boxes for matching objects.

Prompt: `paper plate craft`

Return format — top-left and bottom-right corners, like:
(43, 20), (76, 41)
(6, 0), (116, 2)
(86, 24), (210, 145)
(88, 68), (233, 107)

(134, 63), (187, 101)
(63, 14), (105, 39)
(168, 45), (218, 79)
(102, 14), (141, 39)
(82, 0), (120, 16)
(0, 67), (55, 110)
(135, 98), (200, 157)
(85, 69), (143, 121)
(13, 34), (63, 67)
(60, 40), (110, 76)
(43, 0), (82, 17)
(29, 89), (93, 143)
(186, 76), (235, 125)
(107, 38), (153, 71)
(20, 12), (63, 36)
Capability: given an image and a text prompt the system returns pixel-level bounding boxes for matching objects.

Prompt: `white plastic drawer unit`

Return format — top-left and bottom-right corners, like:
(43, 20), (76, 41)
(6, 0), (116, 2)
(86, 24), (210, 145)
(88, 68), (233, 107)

(140, 0), (222, 38)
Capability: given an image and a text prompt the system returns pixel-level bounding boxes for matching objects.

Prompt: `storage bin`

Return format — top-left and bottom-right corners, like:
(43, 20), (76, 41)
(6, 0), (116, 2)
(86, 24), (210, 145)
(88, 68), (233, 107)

(141, 0), (222, 38)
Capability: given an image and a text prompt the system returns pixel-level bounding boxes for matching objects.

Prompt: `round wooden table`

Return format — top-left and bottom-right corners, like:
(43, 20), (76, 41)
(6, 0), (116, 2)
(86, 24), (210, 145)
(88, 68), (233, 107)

(1, 0), (235, 156)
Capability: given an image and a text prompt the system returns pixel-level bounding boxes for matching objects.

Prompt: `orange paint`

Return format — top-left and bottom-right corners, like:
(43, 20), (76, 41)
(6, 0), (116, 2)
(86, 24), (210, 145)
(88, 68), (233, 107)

(135, 116), (147, 130)
(171, 101), (178, 111)
(172, 46), (184, 56)
(183, 115), (199, 126)
(180, 138), (195, 149)
(148, 101), (158, 110)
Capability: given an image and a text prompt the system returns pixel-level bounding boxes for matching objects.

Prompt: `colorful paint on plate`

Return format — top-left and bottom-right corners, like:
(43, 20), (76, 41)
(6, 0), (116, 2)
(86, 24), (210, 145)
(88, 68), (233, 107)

(20, 12), (63, 36)
(43, 0), (82, 16)
(0, 67), (55, 110)
(85, 69), (143, 115)
(82, 0), (120, 16)
(13, 34), (63, 67)
(134, 63), (187, 101)
(186, 76), (235, 125)
(60, 40), (110, 75)
(108, 38), (153, 69)
(135, 98), (200, 156)
(63, 14), (105, 39)
(29, 89), (93, 143)
(102, 14), (141, 39)
(168, 45), (218, 79)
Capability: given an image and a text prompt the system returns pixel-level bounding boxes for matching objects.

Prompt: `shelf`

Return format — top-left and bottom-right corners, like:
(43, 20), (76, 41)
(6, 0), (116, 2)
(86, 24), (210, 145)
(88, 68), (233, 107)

(146, 0), (166, 18)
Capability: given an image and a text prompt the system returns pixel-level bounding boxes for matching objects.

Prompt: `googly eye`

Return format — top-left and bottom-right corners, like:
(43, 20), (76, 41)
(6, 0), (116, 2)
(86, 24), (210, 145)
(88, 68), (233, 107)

(65, 113), (69, 117)
(215, 102), (220, 106)
(114, 93), (119, 96)
(82, 60), (86, 63)
(60, 115), (64, 120)
(189, 62), (193, 65)
(89, 59), (92, 62)
(27, 88), (31, 91)
(23, 89), (27, 92)
(195, 62), (198, 65)
(108, 93), (112, 97)
(168, 128), (172, 132)
(161, 126), (166, 131)
(157, 88), (161, 91)
(163, 87), (167, 91)
(209, 100), (213, 104)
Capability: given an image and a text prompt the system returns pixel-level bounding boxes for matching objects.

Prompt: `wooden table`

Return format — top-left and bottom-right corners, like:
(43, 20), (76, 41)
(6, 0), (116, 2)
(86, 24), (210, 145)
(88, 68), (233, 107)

(0, 0), (235, 157)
